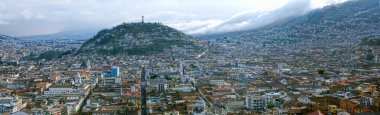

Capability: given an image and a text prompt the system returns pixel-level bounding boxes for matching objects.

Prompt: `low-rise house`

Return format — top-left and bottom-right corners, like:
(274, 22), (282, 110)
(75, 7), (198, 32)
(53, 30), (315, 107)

(0, 94), (26, 114)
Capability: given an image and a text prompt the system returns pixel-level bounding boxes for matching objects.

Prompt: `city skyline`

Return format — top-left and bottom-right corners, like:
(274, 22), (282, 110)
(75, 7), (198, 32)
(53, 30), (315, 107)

(1, 0), (380, 114)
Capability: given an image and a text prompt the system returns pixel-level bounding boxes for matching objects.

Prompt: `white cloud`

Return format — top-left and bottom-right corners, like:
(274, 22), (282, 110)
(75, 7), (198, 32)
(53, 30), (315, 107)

(167, 20), (223, 32)
(0, 20), (9, 25)
(310, 0), (349, 9)
(170, 0), (349, 34)
(36, 14), (46, 19)
(21, 10), (33, 20)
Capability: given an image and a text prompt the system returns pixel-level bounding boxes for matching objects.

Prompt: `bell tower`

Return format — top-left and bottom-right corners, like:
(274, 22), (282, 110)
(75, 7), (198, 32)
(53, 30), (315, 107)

(75, 72), (82, 85)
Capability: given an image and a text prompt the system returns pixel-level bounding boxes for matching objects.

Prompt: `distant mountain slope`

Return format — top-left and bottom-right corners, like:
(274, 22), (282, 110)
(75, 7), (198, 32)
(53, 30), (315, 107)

(360, 35), (380, 46)
(19, 29), (99, 41)
(78, 22), (199, 55)
(0, 34), (16, 41)
(280, 0), (380, 38)
(206, 0), (380, 43)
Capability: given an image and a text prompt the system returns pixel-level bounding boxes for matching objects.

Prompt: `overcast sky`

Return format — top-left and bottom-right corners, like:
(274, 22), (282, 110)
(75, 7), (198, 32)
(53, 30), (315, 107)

(0, 0), (349, 36)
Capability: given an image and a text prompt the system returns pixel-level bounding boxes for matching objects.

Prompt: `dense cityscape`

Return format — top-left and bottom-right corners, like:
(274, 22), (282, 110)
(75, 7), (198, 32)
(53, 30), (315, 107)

(1, 0), (380, 115)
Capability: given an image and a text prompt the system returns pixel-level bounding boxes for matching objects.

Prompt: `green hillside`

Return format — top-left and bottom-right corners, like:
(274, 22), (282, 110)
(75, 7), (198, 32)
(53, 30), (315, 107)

(78, 22), (199, 55)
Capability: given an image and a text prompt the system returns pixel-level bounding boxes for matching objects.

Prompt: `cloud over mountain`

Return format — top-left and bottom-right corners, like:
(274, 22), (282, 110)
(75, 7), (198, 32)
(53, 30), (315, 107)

(0, 0), (348, 36)
(168, 0), (349, 34)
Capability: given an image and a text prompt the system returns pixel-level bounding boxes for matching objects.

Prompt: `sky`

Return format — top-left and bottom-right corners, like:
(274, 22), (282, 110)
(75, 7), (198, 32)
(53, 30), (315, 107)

(0, 0), (349, 36)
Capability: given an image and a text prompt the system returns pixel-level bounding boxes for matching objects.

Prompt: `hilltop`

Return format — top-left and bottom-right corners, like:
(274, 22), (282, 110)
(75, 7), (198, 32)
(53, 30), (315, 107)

(78, 22), (199, 55)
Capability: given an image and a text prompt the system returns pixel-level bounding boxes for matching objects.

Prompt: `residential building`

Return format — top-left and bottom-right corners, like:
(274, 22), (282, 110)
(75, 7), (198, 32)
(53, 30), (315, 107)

(157, 83), (168, 93)
(0, 95), (26, 114)
(245, 94), (267, 111)
(359, 96), (373, 106)
(298, 95), (314, 104)
(210, 80), (225, 86)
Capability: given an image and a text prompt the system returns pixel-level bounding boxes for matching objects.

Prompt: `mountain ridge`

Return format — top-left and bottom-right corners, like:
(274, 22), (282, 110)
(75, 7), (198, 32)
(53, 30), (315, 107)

(19, 29), (99, 41)
(0, 34), (16, 40)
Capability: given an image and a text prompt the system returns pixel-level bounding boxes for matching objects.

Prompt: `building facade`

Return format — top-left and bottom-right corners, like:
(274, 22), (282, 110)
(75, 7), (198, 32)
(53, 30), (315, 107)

(0, 95), (26, 114)
(245, 94), (267, 111)
(209, 80), (225, 86)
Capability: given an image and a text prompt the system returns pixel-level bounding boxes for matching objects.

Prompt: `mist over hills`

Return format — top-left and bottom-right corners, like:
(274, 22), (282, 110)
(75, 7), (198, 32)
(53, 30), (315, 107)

(203, 0), (380, 43)
(19, 29), (99, 41)
(0, 34), (16, 41)
(2, 0), (378, 43)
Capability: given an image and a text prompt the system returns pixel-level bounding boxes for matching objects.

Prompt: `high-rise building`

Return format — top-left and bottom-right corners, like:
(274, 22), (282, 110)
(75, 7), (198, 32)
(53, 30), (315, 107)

(179, 61), (184, 75)
(245, 92), (284, 112)
(106, 66), (120, 77)
(245, 94), (267, 111)
(157, 83), (168, 93)
(111, 66), (120, 77)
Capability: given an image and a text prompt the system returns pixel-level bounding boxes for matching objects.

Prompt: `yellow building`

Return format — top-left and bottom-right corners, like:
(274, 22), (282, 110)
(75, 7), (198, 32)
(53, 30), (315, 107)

(328, 105), (337, 115)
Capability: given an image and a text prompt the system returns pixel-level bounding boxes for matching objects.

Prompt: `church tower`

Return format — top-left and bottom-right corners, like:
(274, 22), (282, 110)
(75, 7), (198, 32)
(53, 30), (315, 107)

(75, 72), (82, 85)
(86, 60), (91, 70)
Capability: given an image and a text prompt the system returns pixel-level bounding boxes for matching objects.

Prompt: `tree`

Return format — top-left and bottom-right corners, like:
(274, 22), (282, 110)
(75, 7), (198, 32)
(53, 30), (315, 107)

(128, 102), (135, 106)
(267, 104), (275, 109)
(366, 54), (374, 61)
(190, 64), (197, 69)
(150, 74), (159, 79)
(318, 69), (325, 75)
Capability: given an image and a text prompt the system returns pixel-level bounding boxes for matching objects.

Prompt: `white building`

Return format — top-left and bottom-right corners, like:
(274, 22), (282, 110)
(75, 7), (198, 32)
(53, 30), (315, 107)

(44, 85), (75, 95)
(245, 92), (284, 111)
(264, 92), (285, 105)
(44, 85), (90, 95)
(102, 77), (122, 86)
(196, 99), (206, 109)
(297, 95), (314, 104)
(209, 80), (225, 86)
(245, 94), (267, 111)
(75, 72), (82, 85)
(0, 95), (26, 114)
